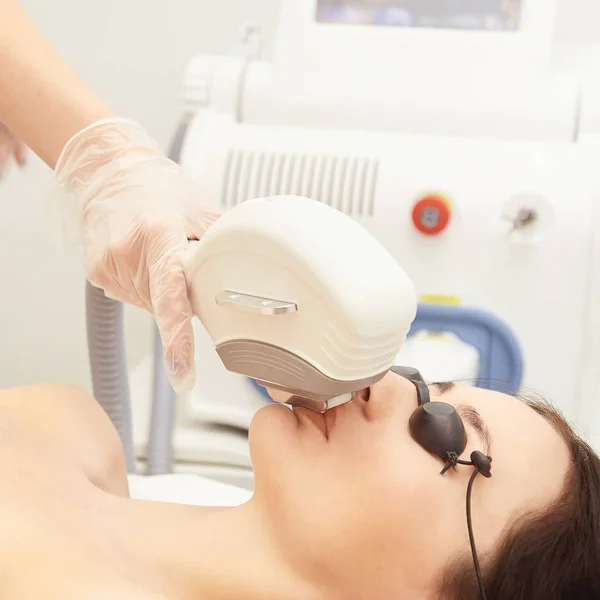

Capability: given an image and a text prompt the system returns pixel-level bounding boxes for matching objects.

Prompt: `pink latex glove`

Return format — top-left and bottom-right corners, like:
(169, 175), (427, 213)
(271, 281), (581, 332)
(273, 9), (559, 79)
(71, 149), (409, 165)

(0, 123), (27, 178)
(51, 118), (220, 393)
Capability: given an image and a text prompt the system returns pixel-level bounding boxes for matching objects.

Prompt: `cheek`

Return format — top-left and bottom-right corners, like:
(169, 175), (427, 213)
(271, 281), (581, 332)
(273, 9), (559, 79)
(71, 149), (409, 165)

(274, 453), (461, 593)
(322, 428), (468, 557)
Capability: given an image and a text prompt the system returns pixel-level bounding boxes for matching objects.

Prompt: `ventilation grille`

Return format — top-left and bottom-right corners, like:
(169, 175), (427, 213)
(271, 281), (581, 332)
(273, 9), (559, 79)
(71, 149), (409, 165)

(221, 149), (379, 216)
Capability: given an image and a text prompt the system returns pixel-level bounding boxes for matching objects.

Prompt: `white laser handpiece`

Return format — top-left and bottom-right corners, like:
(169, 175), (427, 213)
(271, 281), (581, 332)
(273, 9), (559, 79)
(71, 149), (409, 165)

(184, 195), (417, 412)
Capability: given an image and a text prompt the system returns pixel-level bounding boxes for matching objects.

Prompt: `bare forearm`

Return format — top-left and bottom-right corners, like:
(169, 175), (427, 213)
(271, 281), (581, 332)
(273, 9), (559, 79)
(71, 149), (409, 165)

(0, 0), (114, 168)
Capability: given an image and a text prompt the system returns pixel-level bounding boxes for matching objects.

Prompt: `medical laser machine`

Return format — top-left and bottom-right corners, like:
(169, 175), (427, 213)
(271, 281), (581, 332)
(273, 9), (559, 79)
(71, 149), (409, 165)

(86, 0), (600, 488)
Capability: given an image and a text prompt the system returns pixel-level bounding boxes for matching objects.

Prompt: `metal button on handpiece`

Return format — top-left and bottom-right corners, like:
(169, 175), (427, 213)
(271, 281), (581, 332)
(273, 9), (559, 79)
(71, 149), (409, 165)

(215, 291), (297, 315)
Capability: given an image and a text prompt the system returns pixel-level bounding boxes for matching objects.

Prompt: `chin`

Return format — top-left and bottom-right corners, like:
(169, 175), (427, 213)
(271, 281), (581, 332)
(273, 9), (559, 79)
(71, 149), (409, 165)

(248, 402), (299, 471)
(250, 401), (296, 431)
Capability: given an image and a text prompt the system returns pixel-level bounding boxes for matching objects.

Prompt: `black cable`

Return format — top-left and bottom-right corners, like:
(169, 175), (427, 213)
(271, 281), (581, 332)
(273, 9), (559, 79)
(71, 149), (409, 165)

(466, 468), (487, 600)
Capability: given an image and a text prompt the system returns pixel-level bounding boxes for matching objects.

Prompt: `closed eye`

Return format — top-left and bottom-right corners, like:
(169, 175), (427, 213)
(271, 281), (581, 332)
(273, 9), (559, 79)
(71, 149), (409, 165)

(431, 382), (493, 455)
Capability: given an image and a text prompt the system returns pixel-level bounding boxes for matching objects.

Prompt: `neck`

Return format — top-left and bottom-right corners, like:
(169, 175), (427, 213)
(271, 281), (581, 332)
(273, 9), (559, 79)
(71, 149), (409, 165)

(115, 496), (323, 600)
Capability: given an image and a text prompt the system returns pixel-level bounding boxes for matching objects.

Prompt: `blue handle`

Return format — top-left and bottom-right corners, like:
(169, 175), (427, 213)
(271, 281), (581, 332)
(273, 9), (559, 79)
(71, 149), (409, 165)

(409, 303), (523, 395)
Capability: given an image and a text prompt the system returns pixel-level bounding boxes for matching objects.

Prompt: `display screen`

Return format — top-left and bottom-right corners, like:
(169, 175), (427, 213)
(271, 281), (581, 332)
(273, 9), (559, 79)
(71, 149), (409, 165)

(316, 0), (523, 31)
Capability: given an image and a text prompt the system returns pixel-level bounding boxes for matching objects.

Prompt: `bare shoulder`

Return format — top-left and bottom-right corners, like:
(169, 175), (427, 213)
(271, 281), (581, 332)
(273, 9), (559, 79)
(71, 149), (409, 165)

(0, 383), (110, 429)
(0, 383), (129, 496)
(3, 567), (172, 600)
(34, 581), (170, 600)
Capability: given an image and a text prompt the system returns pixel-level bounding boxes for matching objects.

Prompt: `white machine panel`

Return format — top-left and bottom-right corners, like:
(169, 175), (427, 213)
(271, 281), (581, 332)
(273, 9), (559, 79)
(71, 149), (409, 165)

(183, 0), (574, 143)
(272, 0), (558, 85)
(236, 62), (580, 142)
(180, 113), (600, 432)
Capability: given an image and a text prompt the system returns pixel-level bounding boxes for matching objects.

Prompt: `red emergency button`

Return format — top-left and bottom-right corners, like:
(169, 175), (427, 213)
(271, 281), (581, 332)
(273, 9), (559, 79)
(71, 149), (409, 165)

(411, 193), (452, 235)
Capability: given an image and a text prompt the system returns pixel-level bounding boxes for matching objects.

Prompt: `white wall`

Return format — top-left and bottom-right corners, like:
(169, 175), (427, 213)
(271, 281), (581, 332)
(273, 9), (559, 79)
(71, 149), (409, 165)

(0, 0), (278, 390)
(554, 0), (600, 43)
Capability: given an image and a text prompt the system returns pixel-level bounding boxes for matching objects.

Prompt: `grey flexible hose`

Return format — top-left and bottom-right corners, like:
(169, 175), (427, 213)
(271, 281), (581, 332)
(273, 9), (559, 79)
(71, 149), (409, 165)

(145, 114), (192, 475)
(86, 115), (192, 477)
(86, 282), (136, 473)
(145, 325), (176, 475)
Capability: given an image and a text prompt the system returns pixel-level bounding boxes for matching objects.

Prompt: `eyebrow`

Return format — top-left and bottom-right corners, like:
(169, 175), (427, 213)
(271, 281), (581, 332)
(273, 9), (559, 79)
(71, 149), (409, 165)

(432, 382), (493, 454)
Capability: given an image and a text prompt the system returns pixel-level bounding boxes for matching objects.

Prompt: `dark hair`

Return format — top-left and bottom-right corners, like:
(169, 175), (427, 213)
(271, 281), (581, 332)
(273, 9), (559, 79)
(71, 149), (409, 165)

(439, 393), (600, 600)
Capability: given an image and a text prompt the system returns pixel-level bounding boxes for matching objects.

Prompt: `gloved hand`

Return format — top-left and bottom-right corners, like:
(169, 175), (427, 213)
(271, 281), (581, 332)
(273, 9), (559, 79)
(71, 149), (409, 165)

(0, 123), (27, 178)
(51, 118), (220, 393)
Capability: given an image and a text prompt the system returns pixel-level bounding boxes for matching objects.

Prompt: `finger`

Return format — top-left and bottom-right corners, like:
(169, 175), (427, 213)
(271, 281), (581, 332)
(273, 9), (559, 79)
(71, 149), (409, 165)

(149, 251), (196, 394)
(84, 248), (143, 310)
(185, 209), (221, 241)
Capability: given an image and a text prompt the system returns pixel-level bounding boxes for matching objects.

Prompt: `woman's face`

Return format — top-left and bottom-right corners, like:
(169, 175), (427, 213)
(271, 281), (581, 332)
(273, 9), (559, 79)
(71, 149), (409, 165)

(249, 372), (571, 599)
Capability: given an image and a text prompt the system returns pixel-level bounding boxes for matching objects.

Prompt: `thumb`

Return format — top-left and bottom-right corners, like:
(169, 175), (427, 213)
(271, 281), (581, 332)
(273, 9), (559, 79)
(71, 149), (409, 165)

(149, 251), (196, 394)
